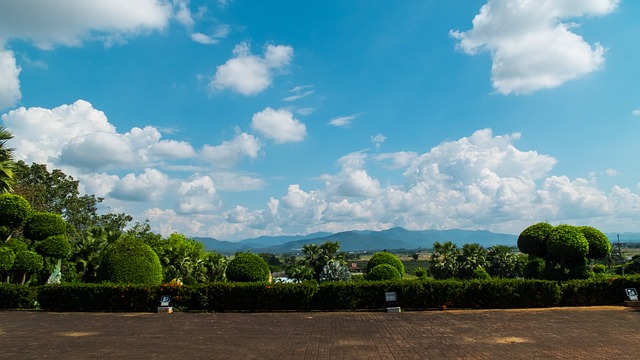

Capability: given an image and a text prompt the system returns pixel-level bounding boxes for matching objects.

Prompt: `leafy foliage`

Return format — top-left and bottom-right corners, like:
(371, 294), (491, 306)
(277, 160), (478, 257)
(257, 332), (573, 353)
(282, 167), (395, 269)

(23, 211), (67, 241)
(12, 250), (43, 284)
(579, 226), (611, 259)
(456, 243), (487, 280)
(366, 251), (405, 278)
(35, 235), (72, 259)
(97, 236), (163, 285)
(517, 222), (553, 258)
(319, 260), (352, 282)
(0, 246), (16, 272)
(367, 264), (402, 281)
(547, 225), (588, 272)
(486, 245), (522, 278)
(226, 252), (270, 282)
(300, 241), (345, 280)
(0, 126), (17, 194)
(0, 194), (31, 231)
(429, 241), (459, 279)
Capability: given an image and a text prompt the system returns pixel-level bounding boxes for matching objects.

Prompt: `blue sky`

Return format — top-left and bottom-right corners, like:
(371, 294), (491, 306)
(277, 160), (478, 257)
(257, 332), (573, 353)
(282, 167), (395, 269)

(1, 0), (639, 241)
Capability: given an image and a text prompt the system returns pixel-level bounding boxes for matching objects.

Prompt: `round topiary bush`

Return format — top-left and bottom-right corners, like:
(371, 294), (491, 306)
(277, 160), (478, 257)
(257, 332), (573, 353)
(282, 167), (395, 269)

(226, 253), (270, 282)
(97, 237), (163, 285)
(579, 226), (611, 259)
(35, 235), (72, 259)
(546, 224), (588, 263)
(0, 246), (16, 271)
(592, 264), (607, 274)
(365, 252), (405, 278)
(523, 258), (545, 279)
(23, 212), (67, 241)
(13, 250), (44, 274)
(367, 264), (402, 281)
(0, 194), (31, 230)
(517, 222), (553, 258)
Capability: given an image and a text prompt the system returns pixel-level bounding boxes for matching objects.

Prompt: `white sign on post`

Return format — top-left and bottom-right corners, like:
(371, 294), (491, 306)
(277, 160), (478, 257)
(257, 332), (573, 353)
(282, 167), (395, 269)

(625, 288), (638, 301)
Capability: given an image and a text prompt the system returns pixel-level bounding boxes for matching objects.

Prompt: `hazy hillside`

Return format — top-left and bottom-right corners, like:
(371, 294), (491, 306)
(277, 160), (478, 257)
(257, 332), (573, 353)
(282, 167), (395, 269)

(196, 228), (519, 254)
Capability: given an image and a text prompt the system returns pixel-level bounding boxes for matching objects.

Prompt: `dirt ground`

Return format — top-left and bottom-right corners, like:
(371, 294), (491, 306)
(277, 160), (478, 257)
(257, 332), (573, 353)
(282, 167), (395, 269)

(2, 306), (640, 359)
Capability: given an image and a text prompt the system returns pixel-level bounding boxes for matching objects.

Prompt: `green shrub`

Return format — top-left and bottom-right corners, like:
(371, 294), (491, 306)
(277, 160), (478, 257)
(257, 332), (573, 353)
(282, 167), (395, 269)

(546, 224), (588, 264)
(205, 281), (317, 311)
(366, 252), (405, 277)
(523, 258), (545, 279)
(579, 226), (611, 259)
(35, 235), (72, 259)
(0, 194), (31, 230)
(13, 250), (44, 274)
(97, 237), (163, 285)
(38, 284), (156, 311)
(23, 212), (67, 241)
(0, 284), (37, 309)
(367, 264), (402, 281)
(473, 267), (491, 280)
(0, 246), (16, 271)
(226, 253), (270, 282)
(517, 222), (553, 258)
(592, 264), (607, 274)
(414, 267), (428, 278)
(568, 265), (594, 280)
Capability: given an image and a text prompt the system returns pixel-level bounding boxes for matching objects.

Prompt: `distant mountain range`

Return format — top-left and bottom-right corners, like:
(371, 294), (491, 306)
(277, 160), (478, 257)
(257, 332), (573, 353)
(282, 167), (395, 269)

(194, 228), (640, 254)
(195, 227), (518, 254)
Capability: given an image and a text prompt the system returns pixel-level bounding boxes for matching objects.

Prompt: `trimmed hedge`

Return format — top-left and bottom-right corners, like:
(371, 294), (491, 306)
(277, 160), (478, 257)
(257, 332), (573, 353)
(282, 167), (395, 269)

(366, 252), (405, 277)
(97, 238), (163, 286)
(0, 284), (37, 308)
(23, 212), (67, 241)
(2, 276), (639, 311)
(226, 253), (270, 282)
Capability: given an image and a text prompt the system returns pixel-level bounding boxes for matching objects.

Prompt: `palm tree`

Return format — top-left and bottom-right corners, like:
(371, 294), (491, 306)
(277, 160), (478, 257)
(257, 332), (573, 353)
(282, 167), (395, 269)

(0, 126), (16, 194)
(430, 241), (460, 279)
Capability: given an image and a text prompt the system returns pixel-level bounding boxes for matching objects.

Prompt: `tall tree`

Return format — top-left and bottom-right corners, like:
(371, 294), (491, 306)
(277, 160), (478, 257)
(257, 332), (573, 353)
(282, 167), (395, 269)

(429, 241), (459, 280)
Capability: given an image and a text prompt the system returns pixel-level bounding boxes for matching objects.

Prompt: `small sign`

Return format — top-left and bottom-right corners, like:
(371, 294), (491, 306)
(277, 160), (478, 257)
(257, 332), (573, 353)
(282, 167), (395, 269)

(385, 291), (398, 306)
(160, 295), (171, 307)
(626, 288), (638, 301)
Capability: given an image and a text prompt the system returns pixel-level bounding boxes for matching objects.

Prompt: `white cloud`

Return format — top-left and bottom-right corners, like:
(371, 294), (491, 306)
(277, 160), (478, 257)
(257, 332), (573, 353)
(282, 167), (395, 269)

(191, 25), (230, 45)
(210, 171), (266, 192)
(211, 42), (294, 95)
(373, 151), (418, 170)
(0, 0), (171, 49)
(78, 173), (119, 198)
(173, 0), (194, 28)
(177, 175), (221, 213)
(0, 50), (20, 109)
(329, 113), (363, 127)
(200, 132), (262, 167)
(322, 152), (381, 198)
(251, 107), (306, 143)
(149, 140), (197, 160)
(632, 109), (640, 117)
(451, 0), (619, 94)
(110, 168), (169, 202)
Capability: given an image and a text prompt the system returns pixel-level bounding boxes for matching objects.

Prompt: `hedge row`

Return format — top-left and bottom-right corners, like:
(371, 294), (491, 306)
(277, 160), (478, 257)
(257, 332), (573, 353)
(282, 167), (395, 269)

(1, 277), (639, 312)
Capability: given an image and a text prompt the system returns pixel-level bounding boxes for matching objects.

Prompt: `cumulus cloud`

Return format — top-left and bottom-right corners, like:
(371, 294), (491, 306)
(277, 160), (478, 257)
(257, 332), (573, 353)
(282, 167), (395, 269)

(177, 175), (221, 213)
(451, 0), (619, 94)
(321, 152), (381, 198)
(211, 42), (294, 95)
(251, 107), (306, 143)
(0, 50), (20, 109)
(149, 140), (197, 160)
(0, 0), (171, 49)
(373, 151), (418, 170)
(110, 168), (169, 202)
(200, 132), (262, 167)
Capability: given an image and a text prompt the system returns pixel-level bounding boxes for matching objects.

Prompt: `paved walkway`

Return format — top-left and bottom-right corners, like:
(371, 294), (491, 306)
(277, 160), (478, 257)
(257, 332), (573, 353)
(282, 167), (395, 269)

(1, 307), (640, 359)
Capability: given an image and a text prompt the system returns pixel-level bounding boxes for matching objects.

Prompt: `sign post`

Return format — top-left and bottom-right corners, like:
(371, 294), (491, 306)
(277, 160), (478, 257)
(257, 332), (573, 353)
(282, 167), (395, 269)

(385, 291), (401, 313)
(158, 295), (173, 314)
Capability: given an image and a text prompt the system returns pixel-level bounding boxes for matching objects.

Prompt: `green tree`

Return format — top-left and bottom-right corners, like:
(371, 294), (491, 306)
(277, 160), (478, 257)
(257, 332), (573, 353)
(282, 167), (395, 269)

(97, 236), (163, 285)
(23, 211), (67, 242)
(12, 162), (126, 237)
(0, 246), (16, 283)
(70, 226), (116, 282)
(0, 126), (17, 194)
(579, 226), (611, 260)
(367, 264), (402, 281)
(486, 245), (521, 278)
(456, 243), (487, 280)
(226, 252), (270, 282)
(546, 224), (589, 277)
(517, 222), (554, 258)
(0, 194), (31, 241)
(365, 251), (405, 278)
(429, 241), (459, 279)
(301, 241), (345, 280)
(13, 250), (43, 284)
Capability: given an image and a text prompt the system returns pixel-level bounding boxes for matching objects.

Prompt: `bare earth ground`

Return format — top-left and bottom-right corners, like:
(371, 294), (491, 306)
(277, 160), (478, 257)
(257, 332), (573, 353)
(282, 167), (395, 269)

(1, 306), (640, 359)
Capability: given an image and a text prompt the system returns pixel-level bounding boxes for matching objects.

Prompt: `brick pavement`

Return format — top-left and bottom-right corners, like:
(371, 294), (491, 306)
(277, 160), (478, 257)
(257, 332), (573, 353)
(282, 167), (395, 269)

(1, 307), (640, 359)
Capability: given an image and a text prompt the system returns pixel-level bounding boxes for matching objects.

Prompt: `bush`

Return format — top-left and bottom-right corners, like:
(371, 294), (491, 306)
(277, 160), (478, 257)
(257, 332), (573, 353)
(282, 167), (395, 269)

(579, 226), (611, 259)
(35, 235), (72, 259)
(97, 237), (163, 285)
(592, 264), (607, 274)
(23, 212), (67, 241)
(0, 246), (16, 271)
(367, 264), (402, 281)
(523, 258), (545, 279)
(0, 194), (31, 230)
(0, 284), (37, 309)
(366, 252), (405, 277)
(546, 224), (588, 263)
(226, 253), (270, 282)
(518, 222), (553, 258)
